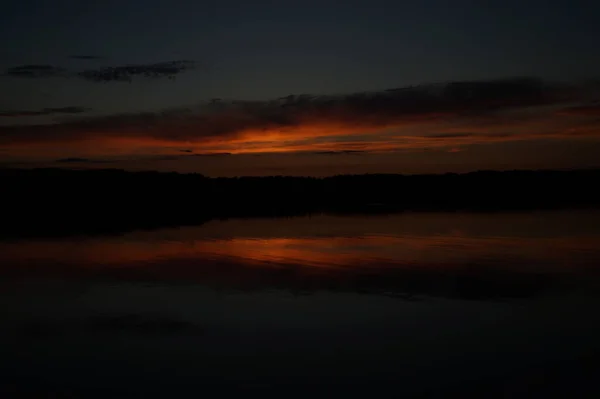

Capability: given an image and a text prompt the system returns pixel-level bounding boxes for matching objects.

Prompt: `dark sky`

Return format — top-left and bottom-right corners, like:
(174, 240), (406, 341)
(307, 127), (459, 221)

(1, 0), (600, 175)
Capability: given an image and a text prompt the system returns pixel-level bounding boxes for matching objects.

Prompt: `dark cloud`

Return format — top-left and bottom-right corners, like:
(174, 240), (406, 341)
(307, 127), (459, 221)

(270, 77), (554, 122)
(151, 155), (182, 161)
(0, 106), (90, 118)
(426, 133), (476, 139)
(138, 153), (233, 162)
(313, 150), (366, 155)
(3, 64), (68, 78)
(77, 60), (195, 82)
(556, 104), (600, 116)
(69, 55), (105, 60)
(192, 152), (232, 157)
(46, 106), (90, 114)
(3, 60), (194, 82)
(55, 157), (112, 164)
(56, 157), (90, 163)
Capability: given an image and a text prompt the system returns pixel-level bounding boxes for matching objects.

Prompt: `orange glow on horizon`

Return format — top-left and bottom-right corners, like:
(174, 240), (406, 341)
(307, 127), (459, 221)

(2, 107), (600, 162)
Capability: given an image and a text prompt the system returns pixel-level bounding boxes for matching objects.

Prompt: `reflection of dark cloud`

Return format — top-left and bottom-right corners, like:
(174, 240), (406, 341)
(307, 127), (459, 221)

(4, 253), (559, 302)
(0, 106), (90, 118)
(88, 313), (203, 334)
(18, 313), (204, 337)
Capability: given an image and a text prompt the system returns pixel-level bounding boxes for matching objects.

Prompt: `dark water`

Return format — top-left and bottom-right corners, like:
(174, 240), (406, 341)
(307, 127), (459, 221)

(1, 210), (600, 397)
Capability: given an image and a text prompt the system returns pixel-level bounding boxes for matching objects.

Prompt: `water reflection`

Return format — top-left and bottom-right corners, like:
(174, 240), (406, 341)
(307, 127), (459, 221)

(1, 211), (600, 397)
(1, 210), (599, 301)
(3, 233), (599, 268)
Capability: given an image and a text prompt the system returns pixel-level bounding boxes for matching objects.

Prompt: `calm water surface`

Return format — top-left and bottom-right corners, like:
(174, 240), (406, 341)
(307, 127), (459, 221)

(1, 210), (600, 397)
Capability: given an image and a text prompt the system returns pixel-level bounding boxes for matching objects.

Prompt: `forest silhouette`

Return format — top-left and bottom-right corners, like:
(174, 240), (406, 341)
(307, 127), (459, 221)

(2, 167), (600, 239)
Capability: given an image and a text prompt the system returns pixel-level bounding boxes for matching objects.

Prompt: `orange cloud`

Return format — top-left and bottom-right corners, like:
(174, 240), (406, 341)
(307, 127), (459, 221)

(2, 77), (599, 161)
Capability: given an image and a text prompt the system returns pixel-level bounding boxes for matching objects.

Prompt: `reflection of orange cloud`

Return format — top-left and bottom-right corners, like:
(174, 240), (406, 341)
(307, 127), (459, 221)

(2, 234), (599, 274)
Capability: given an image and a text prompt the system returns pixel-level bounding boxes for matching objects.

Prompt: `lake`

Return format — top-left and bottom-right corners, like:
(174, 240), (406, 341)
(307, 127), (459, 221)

(1, 210), (600, 397)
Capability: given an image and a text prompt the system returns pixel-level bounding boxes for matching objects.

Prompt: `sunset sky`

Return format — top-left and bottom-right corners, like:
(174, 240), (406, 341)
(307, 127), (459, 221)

(2, 0), (600, 176)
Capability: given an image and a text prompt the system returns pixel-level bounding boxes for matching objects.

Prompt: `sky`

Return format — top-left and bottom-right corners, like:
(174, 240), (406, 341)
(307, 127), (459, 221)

(1, 0), (600, 176)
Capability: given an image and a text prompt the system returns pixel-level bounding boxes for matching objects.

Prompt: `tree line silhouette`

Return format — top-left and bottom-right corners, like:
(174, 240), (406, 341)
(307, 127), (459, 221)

(2, 167), (600, 239)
